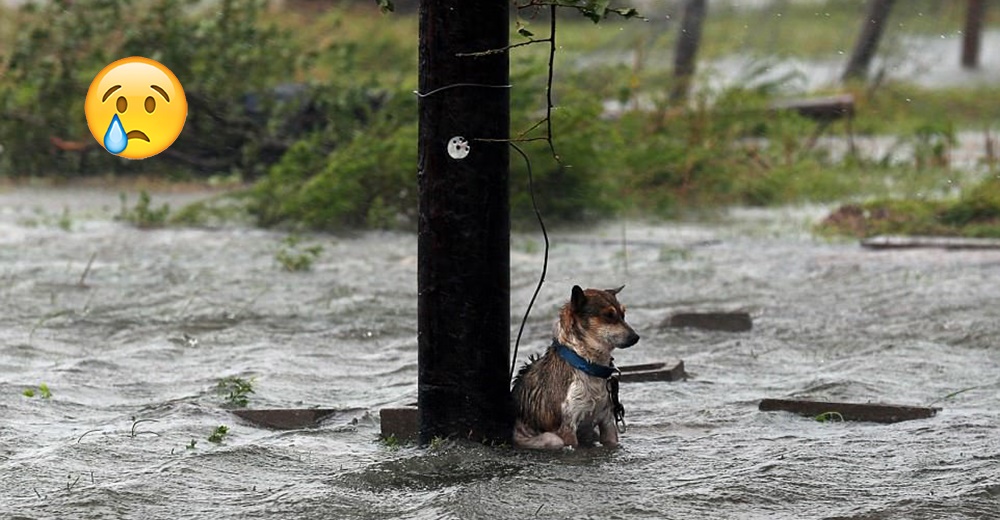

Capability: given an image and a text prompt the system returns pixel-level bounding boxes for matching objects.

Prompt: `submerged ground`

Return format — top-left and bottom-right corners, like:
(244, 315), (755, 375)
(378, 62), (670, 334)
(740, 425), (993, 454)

(1, 186), (998, 519)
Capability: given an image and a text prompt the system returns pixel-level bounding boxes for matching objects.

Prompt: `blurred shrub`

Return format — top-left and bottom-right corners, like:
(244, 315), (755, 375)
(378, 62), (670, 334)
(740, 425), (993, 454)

(3, 3), (967, 231)
(248, 95), (418, 230)
(509, 69), (619, 225)
(939, 177), (1000, 235)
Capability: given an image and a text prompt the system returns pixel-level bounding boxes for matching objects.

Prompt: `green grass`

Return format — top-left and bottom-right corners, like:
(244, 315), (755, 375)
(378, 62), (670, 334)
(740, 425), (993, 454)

(117, 191), (170, 229)
(551, 1), (1000, 61)
(379, 433), (408, 451)
(268, 5), (417, 88)
(275, 235), (323, 272)
(849, 83), (1000, 137)
(817, 177), (1000, 238)
(701, 0), (994, 60)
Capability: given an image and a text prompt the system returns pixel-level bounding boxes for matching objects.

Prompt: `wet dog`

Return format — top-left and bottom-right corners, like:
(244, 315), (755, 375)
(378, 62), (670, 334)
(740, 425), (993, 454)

(512, 285), (640, 449)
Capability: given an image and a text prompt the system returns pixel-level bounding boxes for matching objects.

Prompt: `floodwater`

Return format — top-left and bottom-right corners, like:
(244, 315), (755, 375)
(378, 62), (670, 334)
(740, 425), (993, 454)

(1, 187), (998, 520)
(701, 30), (1000, 93)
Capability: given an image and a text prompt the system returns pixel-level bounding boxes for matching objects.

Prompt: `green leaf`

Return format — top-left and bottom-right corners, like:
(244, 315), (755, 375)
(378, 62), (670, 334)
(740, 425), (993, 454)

(582, 10), (601, 23)
(585, 0), (611, 22)
(375, 0), (394, 14)
(515, 16), (534, 38)
(814, 411), (844, 423)
(217, 376), (255, 407)
(23, 383), (51, 399)
(572, 0), (641, 23)
(610, 7), (642, 20)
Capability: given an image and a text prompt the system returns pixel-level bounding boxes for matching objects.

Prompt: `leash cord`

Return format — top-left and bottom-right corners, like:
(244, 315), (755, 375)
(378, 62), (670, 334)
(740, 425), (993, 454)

(608, 375), (627, 434)
(509, 142), (549, 381)
(412, 83), (512, 99)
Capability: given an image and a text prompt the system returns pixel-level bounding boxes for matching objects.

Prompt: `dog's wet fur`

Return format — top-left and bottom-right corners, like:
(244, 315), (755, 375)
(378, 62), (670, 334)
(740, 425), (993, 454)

(512, 285), (640, 449)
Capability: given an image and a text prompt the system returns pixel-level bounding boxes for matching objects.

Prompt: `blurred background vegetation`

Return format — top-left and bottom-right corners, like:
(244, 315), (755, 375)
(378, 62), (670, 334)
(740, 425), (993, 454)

(0, 0), (998, 234)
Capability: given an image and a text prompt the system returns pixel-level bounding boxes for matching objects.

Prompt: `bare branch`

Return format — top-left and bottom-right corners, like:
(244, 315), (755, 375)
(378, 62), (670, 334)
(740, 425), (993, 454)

(456, 38), (551, 57)
(543, 3), (559, 162)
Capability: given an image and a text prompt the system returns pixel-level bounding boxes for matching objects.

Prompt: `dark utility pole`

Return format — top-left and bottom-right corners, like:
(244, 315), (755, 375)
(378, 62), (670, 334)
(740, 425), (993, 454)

(417, 0), (513, 445)
(670, 0), (707, 103)
(962, 0), (986, 69)
(842, 0), (896, 82)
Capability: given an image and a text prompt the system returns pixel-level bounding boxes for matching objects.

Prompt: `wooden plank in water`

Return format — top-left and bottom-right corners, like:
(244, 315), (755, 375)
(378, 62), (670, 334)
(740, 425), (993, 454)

(664, 312), (753, 332)
(231, 408), (341, 430)
(770, 94), (855, 121)
(618, 360), (688, 382)
(861, 235), (1000, 250)
(758, 398), (940, 423)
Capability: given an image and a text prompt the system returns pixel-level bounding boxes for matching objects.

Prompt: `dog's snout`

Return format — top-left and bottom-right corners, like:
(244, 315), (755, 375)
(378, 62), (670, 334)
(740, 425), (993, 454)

(621, 330), (640, 348)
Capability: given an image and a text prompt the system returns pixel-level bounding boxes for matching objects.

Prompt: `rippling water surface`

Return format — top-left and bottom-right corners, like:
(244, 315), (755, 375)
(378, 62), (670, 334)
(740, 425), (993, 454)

(1, 187), (998, 519)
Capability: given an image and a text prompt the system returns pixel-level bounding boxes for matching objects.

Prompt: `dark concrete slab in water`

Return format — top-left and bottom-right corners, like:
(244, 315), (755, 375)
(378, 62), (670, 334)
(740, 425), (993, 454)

(380, 407), (420, 441)
(862, 235), (1000, 250)
(664, 312), (753, 332)
(231, 408), (342, 430)
(758, 398), (941, 423)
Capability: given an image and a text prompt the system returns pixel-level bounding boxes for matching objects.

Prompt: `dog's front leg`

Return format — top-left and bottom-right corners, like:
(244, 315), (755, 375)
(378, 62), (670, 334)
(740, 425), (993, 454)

(556, 424), (579, 448)
(576, 424), (600, 447)
(598, 418), (619, 448)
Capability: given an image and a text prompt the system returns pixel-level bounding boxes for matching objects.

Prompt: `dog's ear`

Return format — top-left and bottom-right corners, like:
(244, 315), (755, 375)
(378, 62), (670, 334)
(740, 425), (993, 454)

(571, 285), (587, 311)
(606, 285), (625, 295)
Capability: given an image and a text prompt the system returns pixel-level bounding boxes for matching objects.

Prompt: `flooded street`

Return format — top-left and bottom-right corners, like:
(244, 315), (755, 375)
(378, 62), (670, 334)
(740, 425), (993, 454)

(1, 187), (998, 519)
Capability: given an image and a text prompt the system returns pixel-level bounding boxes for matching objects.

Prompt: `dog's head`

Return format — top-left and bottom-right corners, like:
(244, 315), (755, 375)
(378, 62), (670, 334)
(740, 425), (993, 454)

(559, 285), (640, 354)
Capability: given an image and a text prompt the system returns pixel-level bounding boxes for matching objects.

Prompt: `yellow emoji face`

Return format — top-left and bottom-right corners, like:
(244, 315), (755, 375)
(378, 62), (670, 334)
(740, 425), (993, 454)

(85, 57), (187, 160)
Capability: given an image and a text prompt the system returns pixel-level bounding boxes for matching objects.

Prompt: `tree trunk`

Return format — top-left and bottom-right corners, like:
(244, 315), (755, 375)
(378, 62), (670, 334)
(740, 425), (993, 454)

(670, 0), (707, 103)
(417, 0), (513, 446)
(842, 0), (896, 82)
(962, 0), (986, 69)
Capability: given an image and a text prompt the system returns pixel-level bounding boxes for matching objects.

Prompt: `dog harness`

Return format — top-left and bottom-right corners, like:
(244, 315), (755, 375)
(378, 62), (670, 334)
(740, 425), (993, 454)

(554, 342), (628, 433)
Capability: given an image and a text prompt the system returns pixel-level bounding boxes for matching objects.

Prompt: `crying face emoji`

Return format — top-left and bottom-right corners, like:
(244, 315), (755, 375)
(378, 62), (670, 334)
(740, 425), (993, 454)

(85, 57), (187, 160)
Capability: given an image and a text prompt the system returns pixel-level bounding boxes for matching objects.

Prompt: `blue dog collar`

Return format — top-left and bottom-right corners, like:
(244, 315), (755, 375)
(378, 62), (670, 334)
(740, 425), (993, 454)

(554, 342), (617, 379)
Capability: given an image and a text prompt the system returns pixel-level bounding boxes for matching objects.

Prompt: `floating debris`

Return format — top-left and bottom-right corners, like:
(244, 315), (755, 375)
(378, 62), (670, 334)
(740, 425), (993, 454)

(618, 360), (688, 382)
(232, 408), (346, 430)
(664, 312), (753, 332)
(759, 398), (941, 423)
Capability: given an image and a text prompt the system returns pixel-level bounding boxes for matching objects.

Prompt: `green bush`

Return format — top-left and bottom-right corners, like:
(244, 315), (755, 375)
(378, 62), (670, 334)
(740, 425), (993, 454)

(940, 178), (1000, 231)
(248, 100), (418, 230)
(4, 3), (989, 231)
(510, 76), (619, 225)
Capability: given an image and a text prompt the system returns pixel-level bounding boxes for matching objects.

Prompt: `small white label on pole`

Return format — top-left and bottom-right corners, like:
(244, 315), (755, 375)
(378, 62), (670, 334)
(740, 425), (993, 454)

(447, 136), (470, 160)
